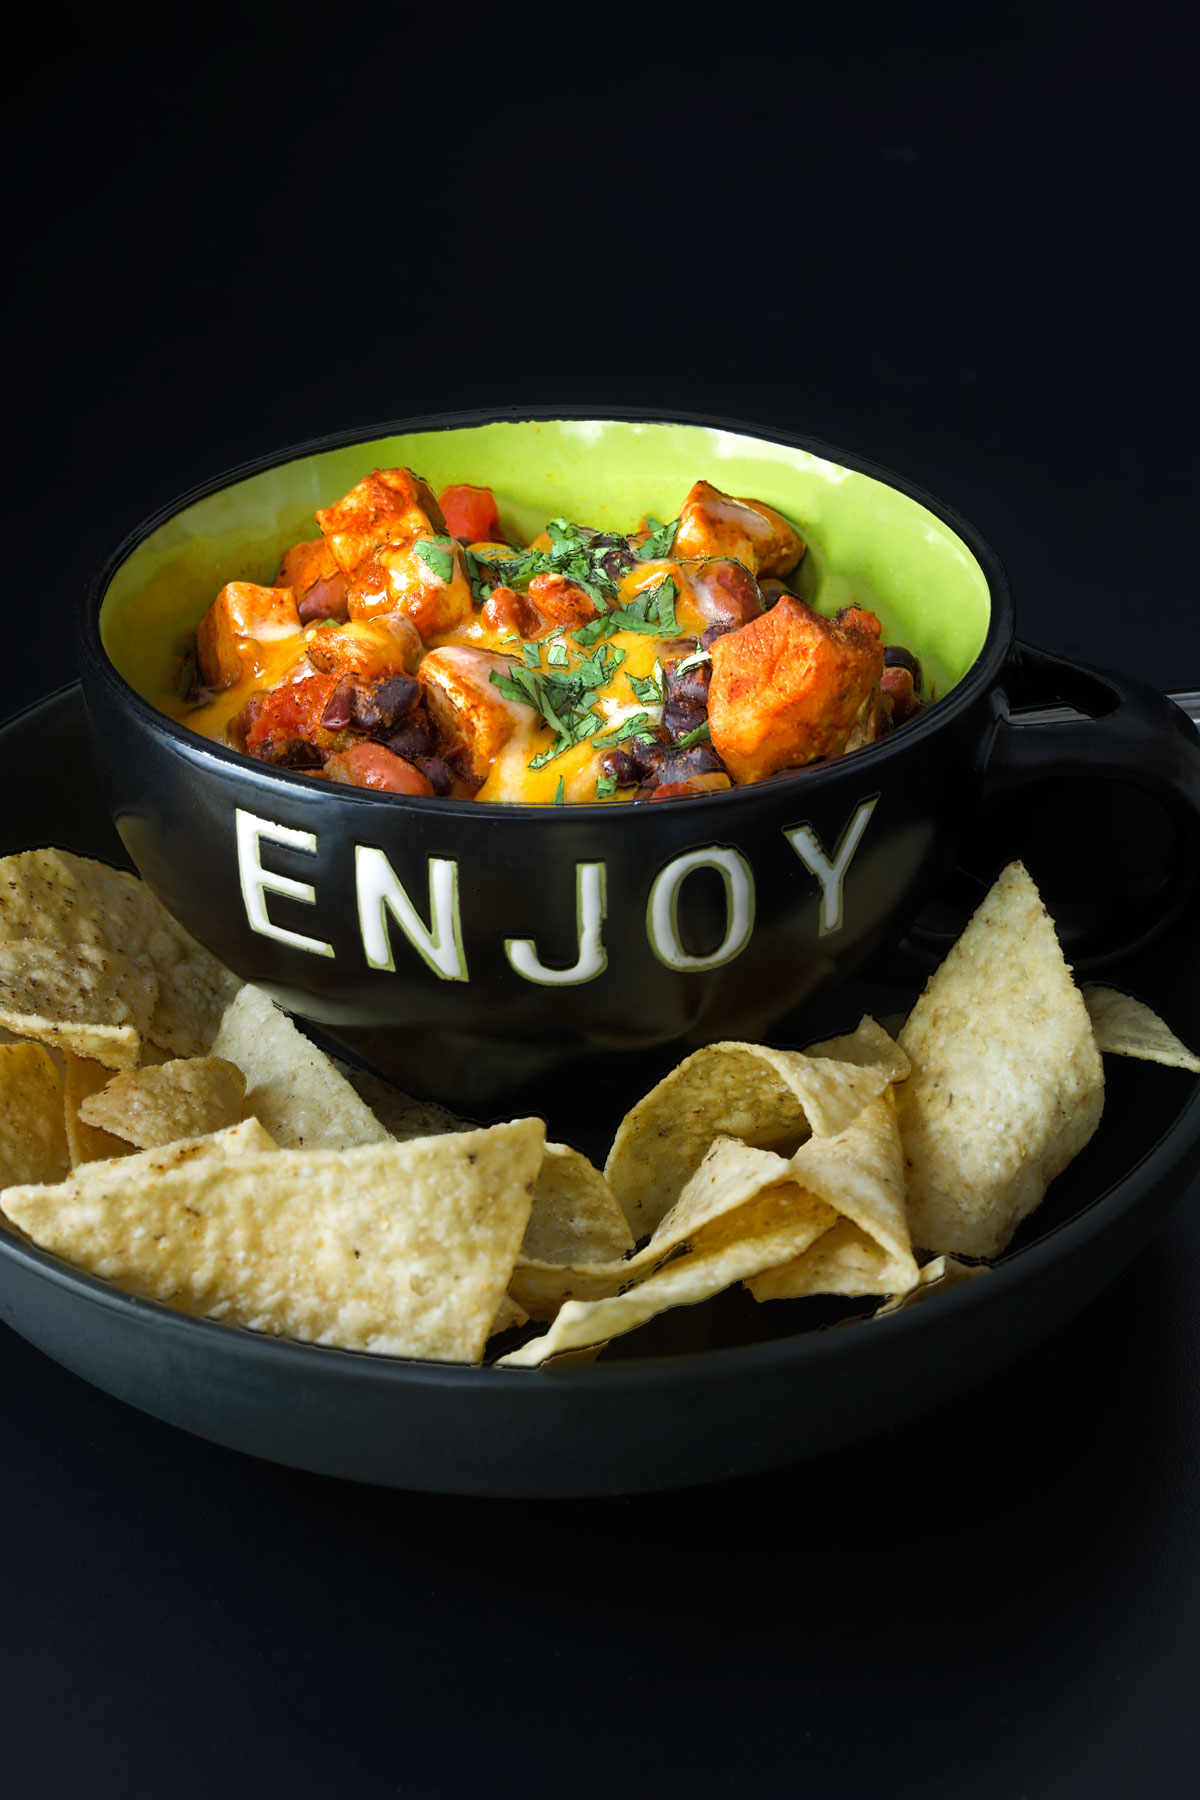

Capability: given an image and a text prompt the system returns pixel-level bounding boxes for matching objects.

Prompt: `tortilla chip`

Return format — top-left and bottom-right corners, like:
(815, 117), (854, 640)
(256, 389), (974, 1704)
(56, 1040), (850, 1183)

(79, 1057), (249, 1149)
(605, 1040), (896, 1238)
(0, 848), (240, 1055)
(803, 1015), (912, 1083)
(490, 1293), (530, 1337)
(747, 1091), (917, 1300)
(212, 986), (391, 1150)
(897, 861), (1105, 1258)
(500, 1140), (836, 1366)
(2, 1119), (544, 1363)
(1082, 984), (1200, 1072)
(0, 1042), (70, 1192)
(875, 1254), (988, 1315)
(63, 1051), (134, 1166)
(332, 1059), (468, 1141)
(509, 1143), (637, 1320)
(0, 939), (157, 1069)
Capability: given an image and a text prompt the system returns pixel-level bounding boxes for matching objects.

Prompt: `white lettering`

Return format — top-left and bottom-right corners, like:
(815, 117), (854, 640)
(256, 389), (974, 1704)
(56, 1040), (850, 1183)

(646, 846), (755, 971)
(355, 845), (467, 980)
(506, 863), (608, 986)
(235, 809), (334, 957)
(784, 796), (878, 935)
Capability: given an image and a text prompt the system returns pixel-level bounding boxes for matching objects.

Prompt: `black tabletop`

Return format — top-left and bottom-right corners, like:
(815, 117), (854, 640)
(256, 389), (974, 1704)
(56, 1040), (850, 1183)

(4, 25), (1198, 1798)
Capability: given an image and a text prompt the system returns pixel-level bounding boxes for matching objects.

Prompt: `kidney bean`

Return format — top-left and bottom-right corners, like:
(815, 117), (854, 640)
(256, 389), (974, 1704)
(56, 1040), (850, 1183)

(663, 695), (708, 740)
(323, 742), (435, 796)
(320, 677), (357, 729)
(664, 655), (711, 711)
(700, 622), (733, 650)
(884, 644), (923, 692)
(297, 572), (350, 624)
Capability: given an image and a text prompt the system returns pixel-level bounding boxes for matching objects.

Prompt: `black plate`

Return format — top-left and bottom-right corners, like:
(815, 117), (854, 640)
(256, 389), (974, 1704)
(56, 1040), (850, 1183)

(3, 686), (1200, 1497)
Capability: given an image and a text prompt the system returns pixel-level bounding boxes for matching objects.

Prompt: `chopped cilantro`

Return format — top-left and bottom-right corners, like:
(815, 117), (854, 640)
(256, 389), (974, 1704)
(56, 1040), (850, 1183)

(628, 659), (665, 706)
(595, 773), (619, 799)
(676, 720), (712, 750)
(637, 516), (681, 560)
(522, 641), (542, 669)
(553, 777), (566, 806)
(594, 712), (656, 749)
(673, 646), (711, 675)
(414, 537), (455, 584)
(546, 636), (569, 667)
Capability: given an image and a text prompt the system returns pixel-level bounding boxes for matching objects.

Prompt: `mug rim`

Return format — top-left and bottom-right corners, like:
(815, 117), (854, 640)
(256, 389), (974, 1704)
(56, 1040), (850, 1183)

(78, 404), (1017, 818)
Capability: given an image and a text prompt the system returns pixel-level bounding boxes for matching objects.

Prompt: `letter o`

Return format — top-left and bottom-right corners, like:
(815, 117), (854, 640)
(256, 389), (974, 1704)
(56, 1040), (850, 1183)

(646, 846), (756, 971)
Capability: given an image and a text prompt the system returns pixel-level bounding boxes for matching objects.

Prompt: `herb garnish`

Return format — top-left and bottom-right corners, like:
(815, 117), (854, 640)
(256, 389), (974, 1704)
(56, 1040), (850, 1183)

(595, 773), (619, 800)
(573, 576), (679, 645)
(414, 537), (456, 583)
(489, 637), (629, 767)
(676, 720), (712, 750)
(628, 658), (665, 707)
(637, 516), (681, 560)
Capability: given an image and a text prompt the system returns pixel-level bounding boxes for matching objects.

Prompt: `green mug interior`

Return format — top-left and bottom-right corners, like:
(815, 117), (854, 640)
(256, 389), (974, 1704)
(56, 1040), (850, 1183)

(100, 417), (992, 707)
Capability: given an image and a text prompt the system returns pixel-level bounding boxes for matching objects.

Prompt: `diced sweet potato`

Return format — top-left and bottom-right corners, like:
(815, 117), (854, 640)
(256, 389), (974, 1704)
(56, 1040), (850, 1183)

(439, 483), (502, 544)
(322, 743), (434, 796)
(673, 481), (805, 578)
(707, 596), (884, 783)
(420, 647), (536, 786)
(305, 617), (422, 680)
(315, 468), (447, 575)
(526, 572), (599, 631)
(348, 540), (473, 639)
(195, 582), (303, 690)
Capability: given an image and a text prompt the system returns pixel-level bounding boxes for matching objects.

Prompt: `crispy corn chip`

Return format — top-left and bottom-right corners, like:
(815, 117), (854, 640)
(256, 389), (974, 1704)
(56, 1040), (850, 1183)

(2, 1119), (544, 1363)
(212, 986), (391, 1150)
(500, 1141), (836, 1367)
(747, 1091), (918, 1300)
(79, 1057), (249, 1150)
(1082, 984), (1200, 1072)
(0, 939), (157, 1069)
(875, 1254), (988, 1315)
(490, 1294), (530, 1337)
(605, 1040), (896, 1238)
(0, 848), (240, 1055)
(509, 1144), (636, 1321)
(331, 1059), (468, 1140)
(0, 1042), (70, 1192)
(63, 1051), (134, 1166)
(803, 1016), (912, 1082)
(897, 862), (1105, 1258)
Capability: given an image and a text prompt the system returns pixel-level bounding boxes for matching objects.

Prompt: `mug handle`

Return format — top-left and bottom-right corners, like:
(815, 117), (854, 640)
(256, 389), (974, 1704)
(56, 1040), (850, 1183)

(890, 640), (1200, 978)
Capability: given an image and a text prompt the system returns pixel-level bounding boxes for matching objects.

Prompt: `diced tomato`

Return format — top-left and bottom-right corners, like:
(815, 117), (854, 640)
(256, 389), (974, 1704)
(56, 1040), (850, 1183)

(243, 673), (345, 764)
(438, 483), (502, 544)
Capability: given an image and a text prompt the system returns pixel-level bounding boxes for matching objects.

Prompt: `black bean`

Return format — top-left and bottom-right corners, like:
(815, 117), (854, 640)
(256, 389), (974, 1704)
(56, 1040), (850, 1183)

(663, 695), (708, 741)
(884, 645), (923, 692)
(663, 658), (710, 710)
(658, 744), (724, 784)
(385, 719), (434, 760)
(352, 673), (420, 732)
(413, 756), (454, 796)
(597, 749), (641, 788)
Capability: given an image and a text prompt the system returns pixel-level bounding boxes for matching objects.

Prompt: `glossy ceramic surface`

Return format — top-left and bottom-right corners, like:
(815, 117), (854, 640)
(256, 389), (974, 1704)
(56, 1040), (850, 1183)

(3, 688), (1199, 1496)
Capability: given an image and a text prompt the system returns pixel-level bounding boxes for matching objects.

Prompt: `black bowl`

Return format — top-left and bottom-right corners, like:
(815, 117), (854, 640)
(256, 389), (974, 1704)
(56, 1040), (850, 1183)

(77, 408), (1200, 1109)
(3, 687), (1200, 1496)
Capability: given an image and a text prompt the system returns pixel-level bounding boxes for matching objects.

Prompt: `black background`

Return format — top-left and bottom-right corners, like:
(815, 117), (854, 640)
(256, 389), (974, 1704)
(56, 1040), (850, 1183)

(4, 15), (1199, 1798)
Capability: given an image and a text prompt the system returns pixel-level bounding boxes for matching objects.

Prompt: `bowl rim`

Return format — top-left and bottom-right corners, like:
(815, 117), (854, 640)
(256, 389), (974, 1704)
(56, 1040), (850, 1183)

(78, 405), (1016, 818)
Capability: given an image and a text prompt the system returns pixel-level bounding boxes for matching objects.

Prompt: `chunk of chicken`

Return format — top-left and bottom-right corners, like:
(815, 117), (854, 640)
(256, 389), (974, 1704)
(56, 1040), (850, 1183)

(315, 468), (447, 575)
(196, 582), (303, 690)
(673, 481), (805, 578)
(707, 596), (883, 783)
(420, 647), (537, 787)
(305, 616), (423, 679)
(526, 572), (599, 632)
(347, 539), (473, 639)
